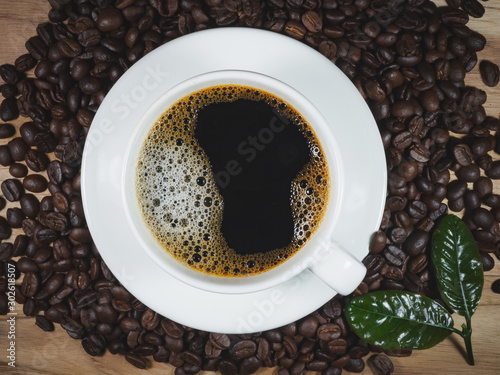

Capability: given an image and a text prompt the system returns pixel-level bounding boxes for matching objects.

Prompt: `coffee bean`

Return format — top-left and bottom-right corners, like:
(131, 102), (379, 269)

(25, 35), (48, 60)
(344, 358), (365, 372)
(448, 197), (465, 212)
(474, 176), (493, 197)
(369, 231), (387, 254)
(409, 143), (430, 163)
(35, 227), (58, 246)
(368, 354), (394, 375)
(13, 53), (37, 72)
(218, 359), (238, 375)
(21, 272), (40, 298)
(486, 161), (500, 179)
(57, 38), (82, 59)
(315, 323), (341, 341)
(0, 98), (19, 121)
(463, 0), (485, 18)
(120, 317), (141, 333)
(452, 144), (474, 166)
(22, 297), (36, 316)
(42, 212), (68, 232)
(209, 332), (230, 350)
(7, 138), (29, 161)
(404, 230), (430, 256)
(35, 314), (55, 332)
(0, 243), (13, 261)
(471, 207), (494, 229)
(23, 174), (48, 193)
(25, 149), (49, 172)
(19, 194), (40, 219)
(479, 60), (499, 87)
(141, 308), (160, 330)
(232, 340), (257, 359)
(456, 165), (480, 182)
(471, 137), (493, 157)
(0, 64), (23, 84)
(0, 145), (13, 166)
(383, 246), (406, 268)
(125, 352), (147, 369)
(298, 316), (319, 338)
(465, 31), (486, 52)
(301, 11), (322, 33)
(0, 123), (15, 139)
(491, 279), (500, 294)
(481, 252), (494, 272)
(420, 90), (440, 112)
(240, 356), (261, 375)
(1, 179), (25, 202)
(82, 333), (106, 356)
(284, 21), (306, 40)
(7, 207), (25, 228)
(96, 303), (117, 325)
(391, 101), (415, 117)
(9, 163), (28, 178)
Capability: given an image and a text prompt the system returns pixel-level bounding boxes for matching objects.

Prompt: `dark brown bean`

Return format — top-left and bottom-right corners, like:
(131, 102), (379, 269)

(0, 145), (13, 166)
(0, 123), (15, 138)
(491, 279), (500, 294)
(125, 352), (147, 369)
(486, 161), (500, 179)
(240, 356), (261, 375)
(7, 138), (29, 161)
(474, 176), (493, 197)
(0, 98), (19, 121)
(2, 179), (24, 201)
(471, 207), (495, 229)
(57, 38), (82, 59)
(453, 144), (474, 166)
(479, 60), (499, 87)
(23, 174), (48, 193)
(0, 64), (23, 84)
(463, 0), (485, 19)
(298, 316), (319, 338)
(284, 21), (306, 40)
(301, 11), (322, 33)
(232, 340), (257, 359)
(36, 315), (55, 332)
(9, 163), (27, 178)
(368, 354), (394, 375)
(209, 332), (230, 350)
(25, 149), (49, 172)
(456, 165), (480, 182)
(465, 31), (486, 52)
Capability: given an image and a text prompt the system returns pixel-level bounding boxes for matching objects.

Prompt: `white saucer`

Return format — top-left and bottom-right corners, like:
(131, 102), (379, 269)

(81, 28), (387, 334)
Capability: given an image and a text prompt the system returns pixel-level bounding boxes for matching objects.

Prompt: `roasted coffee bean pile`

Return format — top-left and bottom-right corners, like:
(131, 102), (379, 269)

(1, 0), (500, 374)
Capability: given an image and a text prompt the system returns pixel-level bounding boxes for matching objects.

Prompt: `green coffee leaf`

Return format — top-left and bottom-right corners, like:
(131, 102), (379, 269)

(345, 290), (455, 350)
(431, 214), (484, 317)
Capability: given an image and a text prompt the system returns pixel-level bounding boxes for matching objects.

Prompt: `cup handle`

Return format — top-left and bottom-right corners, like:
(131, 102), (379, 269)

(308, 240), (366, 295)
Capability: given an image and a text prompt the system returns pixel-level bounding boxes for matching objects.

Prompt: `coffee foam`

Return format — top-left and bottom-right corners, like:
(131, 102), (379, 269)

(135, 85), (330, 278)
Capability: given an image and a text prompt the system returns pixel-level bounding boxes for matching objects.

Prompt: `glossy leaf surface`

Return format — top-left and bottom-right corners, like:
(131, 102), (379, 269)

(345, 290), (454, 350)
(431, 215), (484, 317)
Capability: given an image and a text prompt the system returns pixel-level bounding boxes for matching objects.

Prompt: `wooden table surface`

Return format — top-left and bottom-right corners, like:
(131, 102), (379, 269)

(0, 1), (499, 374)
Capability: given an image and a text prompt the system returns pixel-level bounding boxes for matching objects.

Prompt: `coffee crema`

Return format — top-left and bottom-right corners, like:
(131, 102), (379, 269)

(135, 84), (330, 278)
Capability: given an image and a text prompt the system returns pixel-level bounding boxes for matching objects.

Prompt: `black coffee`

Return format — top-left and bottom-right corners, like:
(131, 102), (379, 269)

(195, 98), (310, 254)
(136, 85), (330, 277)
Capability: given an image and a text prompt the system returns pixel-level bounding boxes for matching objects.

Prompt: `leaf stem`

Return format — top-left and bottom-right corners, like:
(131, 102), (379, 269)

(462, 318), (474, 366)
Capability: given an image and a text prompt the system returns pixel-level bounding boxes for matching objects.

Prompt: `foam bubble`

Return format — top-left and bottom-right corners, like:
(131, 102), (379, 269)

(136, 85), (330, 278)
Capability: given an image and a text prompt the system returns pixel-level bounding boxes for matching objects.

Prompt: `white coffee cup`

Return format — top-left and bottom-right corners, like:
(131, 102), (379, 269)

(123, 70), (366, 295)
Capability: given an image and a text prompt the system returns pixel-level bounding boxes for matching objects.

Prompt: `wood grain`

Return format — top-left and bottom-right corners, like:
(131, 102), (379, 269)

(1, 1), (499, 374)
